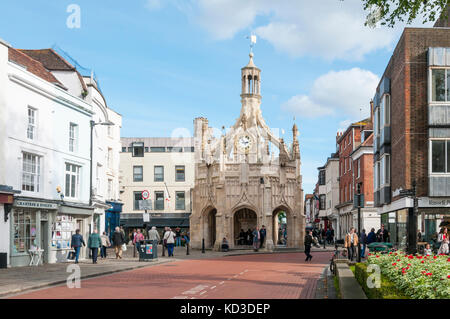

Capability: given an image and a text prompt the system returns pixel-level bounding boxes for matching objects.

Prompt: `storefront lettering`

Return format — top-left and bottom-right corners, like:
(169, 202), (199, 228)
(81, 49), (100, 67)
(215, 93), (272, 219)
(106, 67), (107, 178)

(14, 201), (58, 209)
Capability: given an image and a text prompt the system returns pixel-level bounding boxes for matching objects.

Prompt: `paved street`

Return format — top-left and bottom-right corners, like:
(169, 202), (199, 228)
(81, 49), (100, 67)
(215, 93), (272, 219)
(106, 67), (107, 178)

(9, 252), (331, 299)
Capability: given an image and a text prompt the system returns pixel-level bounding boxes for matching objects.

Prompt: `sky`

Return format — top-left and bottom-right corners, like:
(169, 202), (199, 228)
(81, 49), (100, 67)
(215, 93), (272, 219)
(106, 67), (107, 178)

(0, 0), (433, 194)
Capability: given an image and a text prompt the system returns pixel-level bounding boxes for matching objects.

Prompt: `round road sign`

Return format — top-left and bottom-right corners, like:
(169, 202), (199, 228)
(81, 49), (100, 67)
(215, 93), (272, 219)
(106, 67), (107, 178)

(142, 190), (150, 200)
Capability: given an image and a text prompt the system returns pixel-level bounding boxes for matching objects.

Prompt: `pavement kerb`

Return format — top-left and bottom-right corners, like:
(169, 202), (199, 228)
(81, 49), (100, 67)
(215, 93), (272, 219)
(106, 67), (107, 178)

(0, 258), (174, 299)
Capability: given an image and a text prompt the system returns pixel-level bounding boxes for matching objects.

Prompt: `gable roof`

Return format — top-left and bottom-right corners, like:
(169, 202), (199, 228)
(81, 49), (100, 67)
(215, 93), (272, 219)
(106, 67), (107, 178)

(8, 47), (63, 86)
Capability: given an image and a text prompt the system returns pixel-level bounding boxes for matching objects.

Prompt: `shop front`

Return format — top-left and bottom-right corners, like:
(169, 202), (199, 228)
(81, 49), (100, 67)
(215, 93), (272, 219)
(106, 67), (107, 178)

(105, 201), (123, 240)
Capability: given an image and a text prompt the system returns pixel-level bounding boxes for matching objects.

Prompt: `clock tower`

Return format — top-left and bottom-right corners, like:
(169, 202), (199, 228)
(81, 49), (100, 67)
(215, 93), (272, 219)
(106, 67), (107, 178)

(191, 48), (305, 251)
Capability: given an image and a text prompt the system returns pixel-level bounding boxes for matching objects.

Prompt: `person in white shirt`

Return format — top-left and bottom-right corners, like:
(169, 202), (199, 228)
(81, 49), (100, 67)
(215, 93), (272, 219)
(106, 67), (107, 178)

(164, 228), (176, 257)
(423, 243), (432, 256)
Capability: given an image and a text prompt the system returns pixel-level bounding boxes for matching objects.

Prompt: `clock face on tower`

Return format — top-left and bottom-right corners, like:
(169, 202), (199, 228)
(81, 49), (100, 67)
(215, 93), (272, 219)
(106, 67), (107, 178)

(237, 135), (252, 152)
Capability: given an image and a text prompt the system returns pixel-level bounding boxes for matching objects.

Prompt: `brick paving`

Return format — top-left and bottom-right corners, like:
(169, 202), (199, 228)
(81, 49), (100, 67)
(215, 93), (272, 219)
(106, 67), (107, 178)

(10, 252), (331, 299)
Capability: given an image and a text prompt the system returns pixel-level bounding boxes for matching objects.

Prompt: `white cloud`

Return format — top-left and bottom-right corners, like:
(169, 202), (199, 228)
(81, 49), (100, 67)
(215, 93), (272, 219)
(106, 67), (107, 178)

(159, 0), (433, 61)
(146, 0), (163, 11)
(282, 68), (379, 119)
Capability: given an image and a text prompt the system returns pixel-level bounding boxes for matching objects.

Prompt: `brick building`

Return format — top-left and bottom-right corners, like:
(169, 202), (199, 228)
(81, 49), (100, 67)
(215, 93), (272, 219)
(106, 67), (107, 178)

(335, 118), (379, 239)
(372, 23), (450, 249)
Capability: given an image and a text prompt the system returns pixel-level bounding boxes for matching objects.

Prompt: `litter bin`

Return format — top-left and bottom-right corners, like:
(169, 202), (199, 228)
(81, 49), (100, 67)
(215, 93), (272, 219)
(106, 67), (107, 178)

(0, 253), (7, 269)
(138, 240), (158, 261)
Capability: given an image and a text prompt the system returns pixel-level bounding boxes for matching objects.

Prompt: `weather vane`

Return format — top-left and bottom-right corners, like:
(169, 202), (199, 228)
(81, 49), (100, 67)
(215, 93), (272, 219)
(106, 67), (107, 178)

(246, 33), (257, 53)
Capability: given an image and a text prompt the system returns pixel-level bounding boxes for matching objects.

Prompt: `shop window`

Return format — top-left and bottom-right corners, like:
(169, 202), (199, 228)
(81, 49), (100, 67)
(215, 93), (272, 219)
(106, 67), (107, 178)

(12, 210), (37, 253)
(176, 191), (185, 210)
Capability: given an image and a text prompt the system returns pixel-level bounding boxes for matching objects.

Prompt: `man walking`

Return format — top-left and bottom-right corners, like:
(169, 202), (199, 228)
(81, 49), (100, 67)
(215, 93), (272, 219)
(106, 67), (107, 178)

(100, 231), (111, 259)
(252, 227), (260, 252)
(70, 229), (85, 264)
(259, 225), (266, 248)
(148, 226), (160, 243)
(164, 227), (176, 257)
(345, 227), (358, 261)
(88, 229), (102, 264)
(359, 229), (367, 259)
(112, 226), (125, 259)
(175, 227), (182, 247)
(304, 230), (313, 261)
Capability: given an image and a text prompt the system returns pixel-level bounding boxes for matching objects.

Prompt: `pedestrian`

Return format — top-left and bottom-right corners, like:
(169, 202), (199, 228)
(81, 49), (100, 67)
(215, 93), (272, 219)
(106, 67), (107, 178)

(259, 225), (266, 248)
(424, 243), (433, 256)
(359, 229), (367, 259)
(163, 227), (176, 257)
(252, 227), (260, 251)
(133, 229), (145, 254)
(376, 224), (389, 242)
(366, 228), (376, 245)
(88, 229), (102, 264)
(239, 229), (245, 245)
(119, 226), (126, 244)
(344, 227), (358, 261)
(100, 231), (111, 259)
(438, 227), (449, 255)
(183, 231), (190, 255)
(175, 227), (182, 247)
(70, 229), (85, 264)
(326, 228), (332, 245)
(221, 237), (229, 252)
(330, 226), (335, 244)
(148, 226), (160, 243)
(246, 229), (252, 245)
(304, 230), (313, 261)
(112, 226), (125, 259)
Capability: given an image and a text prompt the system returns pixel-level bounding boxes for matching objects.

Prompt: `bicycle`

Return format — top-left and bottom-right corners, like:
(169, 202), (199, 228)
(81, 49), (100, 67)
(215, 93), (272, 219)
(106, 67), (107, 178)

(329, 242), (346, 275)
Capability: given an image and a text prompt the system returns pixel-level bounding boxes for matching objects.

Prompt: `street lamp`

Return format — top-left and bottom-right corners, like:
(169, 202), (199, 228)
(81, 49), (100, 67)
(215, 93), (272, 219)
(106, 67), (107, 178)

(90, 120), (114, 207)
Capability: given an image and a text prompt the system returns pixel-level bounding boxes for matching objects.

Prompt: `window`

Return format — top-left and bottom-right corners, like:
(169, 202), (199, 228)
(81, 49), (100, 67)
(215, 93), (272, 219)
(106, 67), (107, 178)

(108, 179), (113, 199)
(383, 94), (390, 125)
(384, 155), (391, 185)
(107, 148), (113, 168)
(132, 142), (144, 157)
(27, 107), (36, 140)
(184, 147), (194, 152)
(349, 159), (352, 172)
(22, 153), (40, 192)
(154, 166), (164, 182)
(154, 191), (164, 210)
(357, 159), (361, 179)
(121, 147), (126, 152)
(375, 161), (381, 190)
(319, 195), (326, 210)
(69, 123), (78, 152)
(176, 166), (185, 182)
(318, 170), (325, 185)
(107, 125), (113, 137)
(12, 210), (36, 253)
(431, 140), (450, 173)
(127, 147), (132, 152)
(167, 147), (183, 152)
(144, 147), (149, 153)
(133, 166), (143, 182)
(431, 69), (450, 102)
(150, 147), (165, 152)
(176, 191), (185, 210)
(65, 163), (80, 198)
(134, 192), (142, 210)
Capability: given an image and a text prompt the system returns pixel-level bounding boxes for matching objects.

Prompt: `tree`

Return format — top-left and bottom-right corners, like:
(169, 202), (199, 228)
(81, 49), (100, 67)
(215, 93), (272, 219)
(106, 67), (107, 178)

(358, 0), (449, 27)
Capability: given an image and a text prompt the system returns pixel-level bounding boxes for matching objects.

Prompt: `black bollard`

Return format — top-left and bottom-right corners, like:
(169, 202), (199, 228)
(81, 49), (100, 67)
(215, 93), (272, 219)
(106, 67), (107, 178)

(186, 243), (190, 255)
(202, 238), (205, 253)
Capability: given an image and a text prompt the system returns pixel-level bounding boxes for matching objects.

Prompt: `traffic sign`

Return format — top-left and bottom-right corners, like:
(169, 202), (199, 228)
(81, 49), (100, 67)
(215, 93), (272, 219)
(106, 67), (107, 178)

(139, 200), (152, 210)
(142, 190), (150, 200)
(143, 212), (150, 222)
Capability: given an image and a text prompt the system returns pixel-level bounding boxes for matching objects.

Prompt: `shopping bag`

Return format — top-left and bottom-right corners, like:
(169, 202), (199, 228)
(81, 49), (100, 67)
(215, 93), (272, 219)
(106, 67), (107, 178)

(122, 243), (127, 251)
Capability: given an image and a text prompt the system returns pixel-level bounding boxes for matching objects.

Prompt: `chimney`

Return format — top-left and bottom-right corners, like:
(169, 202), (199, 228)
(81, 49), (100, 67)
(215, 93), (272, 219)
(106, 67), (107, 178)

(434, 4), (450, 28)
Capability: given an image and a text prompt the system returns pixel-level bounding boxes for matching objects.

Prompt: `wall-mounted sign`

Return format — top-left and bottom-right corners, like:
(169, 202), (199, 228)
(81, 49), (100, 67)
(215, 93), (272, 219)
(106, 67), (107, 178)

(419, 198), (450, 208)
(14, 200), (58, 210)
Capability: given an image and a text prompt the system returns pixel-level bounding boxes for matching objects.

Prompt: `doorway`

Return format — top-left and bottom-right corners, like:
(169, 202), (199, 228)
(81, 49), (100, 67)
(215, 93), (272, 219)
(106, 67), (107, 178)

(273, 210), (288, 246)
(207, 209), (217, 248)
(234, 208), (257, 246)
(40, 221), (48, 264)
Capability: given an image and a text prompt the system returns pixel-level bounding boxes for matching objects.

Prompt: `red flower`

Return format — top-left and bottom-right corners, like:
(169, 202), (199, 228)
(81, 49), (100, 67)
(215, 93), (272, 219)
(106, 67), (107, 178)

(447, 275), (450, 279)
(392, 263), (397, 266)
(434, 256), (438, 259)
(421, 260), (425, 263)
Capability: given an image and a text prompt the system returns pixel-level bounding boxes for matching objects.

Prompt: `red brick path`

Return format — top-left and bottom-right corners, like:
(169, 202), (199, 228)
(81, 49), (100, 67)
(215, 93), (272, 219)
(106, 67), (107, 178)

(11, 252), (331, 299)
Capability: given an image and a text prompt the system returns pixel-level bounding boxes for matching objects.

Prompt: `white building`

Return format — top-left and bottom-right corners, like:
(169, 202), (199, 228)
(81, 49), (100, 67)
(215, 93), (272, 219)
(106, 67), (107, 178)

(0, 39), (121, 267)
(119, 137), (194, 239)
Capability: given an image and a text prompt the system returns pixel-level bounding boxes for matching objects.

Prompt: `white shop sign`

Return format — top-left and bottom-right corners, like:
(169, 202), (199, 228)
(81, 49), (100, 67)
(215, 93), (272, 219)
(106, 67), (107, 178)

(418, 198), (450, 208)
(14, 200), (58, 210)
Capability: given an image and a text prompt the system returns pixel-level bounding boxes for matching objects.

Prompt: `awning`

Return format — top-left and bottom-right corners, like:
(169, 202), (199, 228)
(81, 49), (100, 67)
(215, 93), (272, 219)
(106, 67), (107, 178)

(120, 217), (190, 228)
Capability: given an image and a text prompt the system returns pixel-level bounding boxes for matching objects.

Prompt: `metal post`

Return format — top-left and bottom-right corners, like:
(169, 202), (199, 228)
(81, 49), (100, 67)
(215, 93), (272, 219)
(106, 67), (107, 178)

(202, 238), (205, 253)
(186, 242), (190, 255)
(357, 203), (361, 262)
(407, 182), (418, 254)
(89, 121), (94, 207)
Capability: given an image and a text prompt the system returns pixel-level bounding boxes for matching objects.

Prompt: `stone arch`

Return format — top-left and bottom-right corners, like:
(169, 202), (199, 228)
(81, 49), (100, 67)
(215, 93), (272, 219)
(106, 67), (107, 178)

(201, 205), (217, 249)
(272, 205), (294, 247)
(232, 205), (258, 247)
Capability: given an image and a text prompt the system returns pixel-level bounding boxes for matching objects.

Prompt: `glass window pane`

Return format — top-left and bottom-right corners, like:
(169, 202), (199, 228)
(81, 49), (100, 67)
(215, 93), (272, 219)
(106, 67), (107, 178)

(432, 69), (446, 101)
(447, 70), (450, 102)
(432, 140), (445, 173)
(447, 141), (450, 173)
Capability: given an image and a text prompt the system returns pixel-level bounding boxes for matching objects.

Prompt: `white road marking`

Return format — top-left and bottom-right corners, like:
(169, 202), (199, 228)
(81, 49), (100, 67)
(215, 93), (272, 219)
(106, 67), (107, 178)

(199, 291), (207, 295)
(210, 286), (216, 290)
(219, 281), (225, 285)
(172, 296), (189, 299)
(181, 284), (209, 295)
(240, 272), (244, 275)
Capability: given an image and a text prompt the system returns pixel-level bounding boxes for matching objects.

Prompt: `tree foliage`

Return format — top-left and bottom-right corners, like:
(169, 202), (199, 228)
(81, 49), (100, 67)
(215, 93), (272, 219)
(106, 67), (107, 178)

(358, 0), (449, 27)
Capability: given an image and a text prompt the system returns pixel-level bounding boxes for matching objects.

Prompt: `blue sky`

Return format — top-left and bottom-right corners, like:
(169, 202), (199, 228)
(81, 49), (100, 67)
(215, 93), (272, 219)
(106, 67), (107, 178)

(0, 0), (433, 193)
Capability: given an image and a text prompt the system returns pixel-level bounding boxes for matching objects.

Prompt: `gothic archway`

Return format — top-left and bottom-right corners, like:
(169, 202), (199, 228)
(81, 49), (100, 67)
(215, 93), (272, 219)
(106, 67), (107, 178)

(233, 208), (257, 246)
(272, 206), (293, 247)
(201, 207), (217, 249)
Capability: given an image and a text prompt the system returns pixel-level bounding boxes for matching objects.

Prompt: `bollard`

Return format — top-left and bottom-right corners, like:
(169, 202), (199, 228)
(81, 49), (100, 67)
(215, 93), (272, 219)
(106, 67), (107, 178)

(186, 243), (190, 255)
(162, 242), (166, 257)
(202, 238), (205, 253)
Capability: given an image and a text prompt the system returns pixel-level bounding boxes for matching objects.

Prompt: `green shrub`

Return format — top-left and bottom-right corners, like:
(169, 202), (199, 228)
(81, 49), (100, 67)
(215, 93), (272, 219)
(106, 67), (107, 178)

(354, 262), (409, 299)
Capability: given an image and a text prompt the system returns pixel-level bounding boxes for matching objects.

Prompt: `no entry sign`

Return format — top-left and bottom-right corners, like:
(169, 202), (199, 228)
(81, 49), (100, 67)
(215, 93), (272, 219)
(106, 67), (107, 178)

(142, 190), (150, 200)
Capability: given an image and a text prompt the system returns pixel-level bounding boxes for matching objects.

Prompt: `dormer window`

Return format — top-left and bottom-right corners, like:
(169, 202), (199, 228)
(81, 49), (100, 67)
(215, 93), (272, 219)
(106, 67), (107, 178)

(132, 142), (144, 157)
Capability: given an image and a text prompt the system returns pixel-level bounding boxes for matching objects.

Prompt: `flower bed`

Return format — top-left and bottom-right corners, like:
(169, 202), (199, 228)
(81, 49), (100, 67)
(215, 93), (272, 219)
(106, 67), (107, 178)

(367, 252), (450, 299)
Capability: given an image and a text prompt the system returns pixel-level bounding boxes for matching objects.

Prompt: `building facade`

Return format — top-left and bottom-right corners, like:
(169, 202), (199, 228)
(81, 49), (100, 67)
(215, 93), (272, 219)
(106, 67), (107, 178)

(373, 25), (450, 249)
(0, 40), (121, 267)
(190, 52), (305, 251)
(119, 137), (194, 238)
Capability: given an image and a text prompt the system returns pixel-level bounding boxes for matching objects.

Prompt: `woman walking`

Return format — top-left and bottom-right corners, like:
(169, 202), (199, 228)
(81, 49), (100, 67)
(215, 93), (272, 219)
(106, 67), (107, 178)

(164, 227), (176, 257)
(100, 232), (111, 259)
(438, 227), (449, 255)
(87, 229), (102, 264)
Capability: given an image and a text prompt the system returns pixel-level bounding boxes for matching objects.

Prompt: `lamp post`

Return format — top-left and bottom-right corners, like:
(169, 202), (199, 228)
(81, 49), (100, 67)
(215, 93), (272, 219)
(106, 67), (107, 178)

(90, 120), (114, 207)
